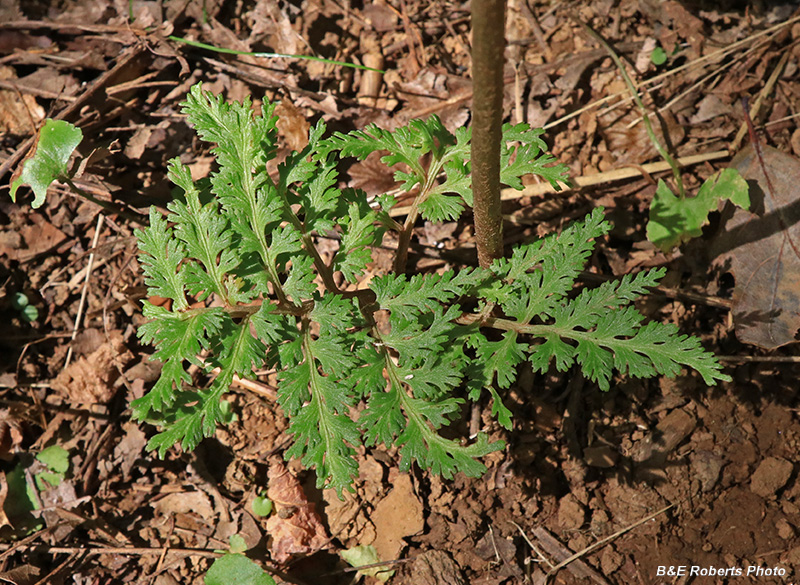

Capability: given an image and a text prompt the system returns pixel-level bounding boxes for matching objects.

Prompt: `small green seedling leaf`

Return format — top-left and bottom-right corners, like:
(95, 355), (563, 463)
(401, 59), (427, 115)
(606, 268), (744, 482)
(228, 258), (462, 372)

(219, 399), (237, 424)
(21, 305), (39, 322)
(11, 292), (39, 322)
(11, 292), (29, 310)
(11, 293), (39, 323)
(36, 445), (69, 474)
(646, 168), (750, 252)
(251, 493), (273, 517)
(205, 554), (275, 585)
(35, 471), (63, 489)
(228, 534), (248, 554)
(10, 119), (83, 209)
(341, 545), (394, 582)
(650, 46), (667, 66)
(34, 445), (70, 489)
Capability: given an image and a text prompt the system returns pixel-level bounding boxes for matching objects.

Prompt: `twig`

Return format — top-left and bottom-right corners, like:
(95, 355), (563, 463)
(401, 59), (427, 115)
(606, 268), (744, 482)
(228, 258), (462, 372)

(32, 551), (81, 585)
(387, 150), (729, 217)
(544, 502), (674, 583)
(717, 355), (800, 363)
(531, 526), (610, 585)
(511, 521), (554, 569)
(320, 557), (415, 576)
(64, 179), (148, 226)
(63, 214), (103, 370)
(199, 356), (278, 400)
(0, 525), (61, 563)
(0, 544), (222, 558)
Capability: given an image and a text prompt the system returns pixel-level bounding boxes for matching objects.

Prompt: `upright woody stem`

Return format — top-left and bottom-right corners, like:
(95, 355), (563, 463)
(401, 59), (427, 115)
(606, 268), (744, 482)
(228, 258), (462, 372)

(470, 0), (507, 268)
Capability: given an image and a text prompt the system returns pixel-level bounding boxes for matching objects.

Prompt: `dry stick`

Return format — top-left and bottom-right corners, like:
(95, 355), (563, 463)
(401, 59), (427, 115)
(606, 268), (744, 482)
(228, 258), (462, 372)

(407, 46), (638, 121)
(386, 150), (729, 218)
(627, 32), (793, 131)
(764, 111), (800, 127)
(531, 526), (611, 585)
(0, 19), (147, 34)
(544, 80), (666, 131)
(502, 150), (730, 200)
(321, 557), (415, 576)
(32, 551), (81, 585)
(0, 80), (78, 101)
(0, 544), (222, 558)
(65, 179), (147, 226)
(543, 502), (674, 583)
(718, 355), (800, 363)
(511, 521), (554, 569)
(63, 214), (103, 370)
(198, 355), (278, 400)
(0, 525), (62, 563)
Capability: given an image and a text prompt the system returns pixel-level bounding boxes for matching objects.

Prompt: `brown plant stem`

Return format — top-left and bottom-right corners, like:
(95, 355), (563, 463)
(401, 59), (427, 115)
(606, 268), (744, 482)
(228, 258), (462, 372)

(470, 0), (507, 268)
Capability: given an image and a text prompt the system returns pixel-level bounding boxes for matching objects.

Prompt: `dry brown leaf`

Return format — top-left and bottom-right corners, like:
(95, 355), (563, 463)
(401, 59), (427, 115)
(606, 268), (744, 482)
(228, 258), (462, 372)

(0, 472), (13, 529)
(322, 457), (383, 544)
(265, 458), (330, 563)
(275, 99), (310, 152)
(5, 215), (68, 263)
(370, 472), (424, 562)
(0, 66), (45, 135)
(348, 151), (398, 196)
(152, 491), (214, 518)
(112, 422), (147, 480)
(410, 550), (467, 585)
(0, 409), (24, 462)
(600, 108), (685, 165)
(363, 1), (398, 32)
(713, 144), (800, 348)
(0, 564), (41, 585)
(52, 331), (132, 405)
(690, 94), (733, 124)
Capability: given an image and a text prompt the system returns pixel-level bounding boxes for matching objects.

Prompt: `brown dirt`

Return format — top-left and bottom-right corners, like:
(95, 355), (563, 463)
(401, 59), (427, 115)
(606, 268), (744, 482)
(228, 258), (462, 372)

(1, 0), (800, 584)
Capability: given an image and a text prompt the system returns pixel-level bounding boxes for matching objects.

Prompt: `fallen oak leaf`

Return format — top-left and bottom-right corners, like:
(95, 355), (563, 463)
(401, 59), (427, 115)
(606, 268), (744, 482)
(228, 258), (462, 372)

(712, 144), (800, 348)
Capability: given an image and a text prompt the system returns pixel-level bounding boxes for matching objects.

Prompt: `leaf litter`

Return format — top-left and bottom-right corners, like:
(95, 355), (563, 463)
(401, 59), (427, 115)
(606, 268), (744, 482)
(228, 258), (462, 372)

(713, 144), (800, 349)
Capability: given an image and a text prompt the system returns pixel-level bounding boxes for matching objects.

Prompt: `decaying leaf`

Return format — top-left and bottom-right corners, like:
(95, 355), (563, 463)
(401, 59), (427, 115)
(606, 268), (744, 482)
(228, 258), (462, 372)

(0, 564), (41, 585)
(0, 409), (24, 462)
(340, 544), (395, 582)
(0, 472), (13, 529)
(370, 472), (424, 562)
(713, 144), (800, 348)
(265, 458), (330, 563)
(52, 331), (132, 404)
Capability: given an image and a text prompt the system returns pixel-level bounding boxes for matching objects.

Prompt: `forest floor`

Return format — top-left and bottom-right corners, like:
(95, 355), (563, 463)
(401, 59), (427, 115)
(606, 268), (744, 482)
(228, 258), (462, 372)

(1, 0), (800, 584)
